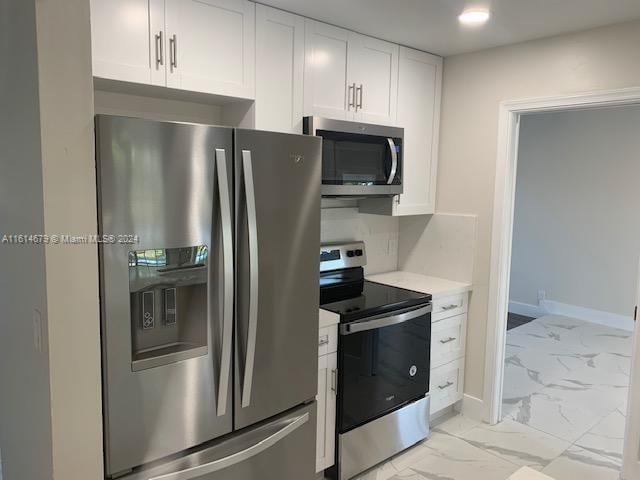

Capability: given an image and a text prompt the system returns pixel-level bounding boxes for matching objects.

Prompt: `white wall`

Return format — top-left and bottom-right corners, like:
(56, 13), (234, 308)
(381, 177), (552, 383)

(35, 0), (104, 477)
(94, 90), (224, 125)
(0, 1), (55, 479)
(1, 1), (103, 479)
(430, 20), (640, 400)
(510, 106), (640, 318)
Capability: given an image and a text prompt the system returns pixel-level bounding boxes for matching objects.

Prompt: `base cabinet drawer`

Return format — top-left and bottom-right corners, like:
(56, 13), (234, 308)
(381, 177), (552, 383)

(431, 313), (466, 368)
(316, 352), (337, 472)
(318, 325), (338, 356)
(430, 358), (465, 414)
(432, 293), (467, 322)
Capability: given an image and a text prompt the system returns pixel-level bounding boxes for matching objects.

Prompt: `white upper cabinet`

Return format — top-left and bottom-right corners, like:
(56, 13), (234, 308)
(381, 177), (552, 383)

(359, 46), (442, 216)
(304, 21), (351, 120)
(303, 21), (398, 125)
(348, 34), (399, 125)
(91, 0), (164, 85)
(90, 0), (254, 99)
(395, 47), (442, 215)
(165, 0), (255, 99)
(255, 5), (305, 133)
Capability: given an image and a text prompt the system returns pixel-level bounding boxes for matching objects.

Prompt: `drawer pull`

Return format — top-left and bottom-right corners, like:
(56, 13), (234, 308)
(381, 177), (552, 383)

(441, 304), (459, 311)
(439, 337), (457, 344)
(438, 381), (454, 390)
(318, 335), (329, 347)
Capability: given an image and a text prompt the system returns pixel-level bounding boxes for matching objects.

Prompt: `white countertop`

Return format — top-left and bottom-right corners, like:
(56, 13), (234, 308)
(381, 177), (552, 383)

(366, 271), (472, 299)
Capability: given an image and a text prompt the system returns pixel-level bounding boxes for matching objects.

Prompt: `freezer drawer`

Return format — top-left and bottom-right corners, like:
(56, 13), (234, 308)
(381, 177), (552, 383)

(119, 402), (317, 480)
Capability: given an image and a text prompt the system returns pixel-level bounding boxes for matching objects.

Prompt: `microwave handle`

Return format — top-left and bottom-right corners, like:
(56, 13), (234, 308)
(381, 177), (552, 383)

(386, 138), (398, 185)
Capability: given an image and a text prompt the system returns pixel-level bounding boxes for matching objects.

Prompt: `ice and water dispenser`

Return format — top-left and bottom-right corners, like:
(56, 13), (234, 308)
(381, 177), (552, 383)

(128, 245), (209, 371)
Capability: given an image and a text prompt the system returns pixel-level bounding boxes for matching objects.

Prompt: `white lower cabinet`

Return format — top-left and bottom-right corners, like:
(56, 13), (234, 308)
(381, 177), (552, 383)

(430, 357), (465, 414)
(429, 292), (469, 415)
(431, 313), (467, 368)
(316, 323), (337, 473)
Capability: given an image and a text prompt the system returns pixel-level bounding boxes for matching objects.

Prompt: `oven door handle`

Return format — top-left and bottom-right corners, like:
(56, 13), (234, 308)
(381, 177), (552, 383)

(340, 304), (432, 335)
(386, 137), (398, 185)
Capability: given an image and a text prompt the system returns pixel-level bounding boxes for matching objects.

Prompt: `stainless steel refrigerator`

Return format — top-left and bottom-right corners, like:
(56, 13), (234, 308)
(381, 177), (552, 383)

(96, 115), (321, 480)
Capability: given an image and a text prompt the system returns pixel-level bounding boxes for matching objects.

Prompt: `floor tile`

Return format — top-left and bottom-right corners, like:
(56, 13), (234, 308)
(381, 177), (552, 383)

(509, 466), (556, 480)
(395, 432), (520, 480)
(459, 418), (570, 470)
(574, 409), (626, 466)
(432, 414), (481, 437)
(508, 389), (605, 443)
(353, 461), (399, 480)
(387, 469), (428, 480)
(542, 445), (621, 480)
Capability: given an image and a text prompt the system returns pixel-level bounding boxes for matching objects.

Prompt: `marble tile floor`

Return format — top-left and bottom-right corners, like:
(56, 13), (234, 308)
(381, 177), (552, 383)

(338, 315), (632, 480)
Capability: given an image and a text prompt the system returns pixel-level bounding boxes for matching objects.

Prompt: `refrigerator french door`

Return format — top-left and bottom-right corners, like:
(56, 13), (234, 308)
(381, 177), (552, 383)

(97, 116), (321, 480)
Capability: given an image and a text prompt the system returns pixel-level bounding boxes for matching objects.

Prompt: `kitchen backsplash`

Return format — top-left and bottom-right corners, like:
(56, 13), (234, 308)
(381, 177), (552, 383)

(321, 203), (399, 275)
(399, 213), (477, 284)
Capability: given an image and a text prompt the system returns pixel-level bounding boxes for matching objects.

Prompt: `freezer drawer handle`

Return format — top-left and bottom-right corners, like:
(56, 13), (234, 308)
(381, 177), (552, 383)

(340, 304), (432, 335)
(215, 148), (233, 417)
(147, 412), (309, 480)
(241, 149), (259, 408)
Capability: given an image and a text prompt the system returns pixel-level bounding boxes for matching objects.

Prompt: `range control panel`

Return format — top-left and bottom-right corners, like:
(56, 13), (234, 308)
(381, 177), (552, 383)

(320, 241), (367, 272)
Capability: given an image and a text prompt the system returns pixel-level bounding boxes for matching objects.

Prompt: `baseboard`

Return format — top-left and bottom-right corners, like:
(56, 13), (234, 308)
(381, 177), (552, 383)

(541, 299), (634, 332)
(458, 394), (485, 423)
(508, 301), (545, 319)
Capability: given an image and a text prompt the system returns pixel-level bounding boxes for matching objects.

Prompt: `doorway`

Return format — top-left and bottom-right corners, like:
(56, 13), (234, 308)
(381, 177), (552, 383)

(483, 87), (640, 480)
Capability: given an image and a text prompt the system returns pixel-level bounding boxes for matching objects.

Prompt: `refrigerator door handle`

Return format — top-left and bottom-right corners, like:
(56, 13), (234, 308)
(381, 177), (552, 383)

(215, 148), (233, 417)
(241, 149), (259, 408)
(147, 412), (310, 480)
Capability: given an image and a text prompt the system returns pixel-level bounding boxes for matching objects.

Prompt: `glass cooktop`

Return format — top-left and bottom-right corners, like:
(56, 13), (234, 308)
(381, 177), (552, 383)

(320, 280), (431, 323)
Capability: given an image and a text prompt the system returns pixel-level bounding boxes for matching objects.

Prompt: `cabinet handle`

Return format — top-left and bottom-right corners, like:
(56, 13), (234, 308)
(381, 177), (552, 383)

(331, 369), (337, 393)
(441, 304), (459, 311)
(439, 337), (457, 344)
(348, 83), (355, 111)
(155, 31), (164, 68)
(318, 335), (329, 347)
(169, 34), (178, 70)
(438, 381), (454, 390)
(356, 84), (363, 111)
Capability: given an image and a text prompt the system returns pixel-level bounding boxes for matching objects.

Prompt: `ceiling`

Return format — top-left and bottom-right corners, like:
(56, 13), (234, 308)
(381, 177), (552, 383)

(257, 0), (640, 56)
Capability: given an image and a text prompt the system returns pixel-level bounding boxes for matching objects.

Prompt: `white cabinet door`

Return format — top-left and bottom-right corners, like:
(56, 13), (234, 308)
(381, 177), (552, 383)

(90, 0), (165, 85)
(349, 33), (399, 125)
(622, 261), (640, 479)
(304, 20), (351, 120)
(395, 47), (442, 215)
(316, 352), (337, 473)
(165, 0), (255, 99)
(255, 5), (305, 133)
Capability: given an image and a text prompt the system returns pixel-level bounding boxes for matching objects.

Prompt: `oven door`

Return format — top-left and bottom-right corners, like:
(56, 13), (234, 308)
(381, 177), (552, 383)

(338, 304), (431, 433)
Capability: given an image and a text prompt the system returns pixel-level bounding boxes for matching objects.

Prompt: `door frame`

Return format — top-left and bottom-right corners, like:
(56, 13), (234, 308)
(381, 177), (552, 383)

(484, 86), (640, 427)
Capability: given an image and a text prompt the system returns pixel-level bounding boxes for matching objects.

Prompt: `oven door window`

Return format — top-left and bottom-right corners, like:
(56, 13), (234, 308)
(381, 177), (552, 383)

(319, 130), (402, 186)
(338, 311), (430, 433)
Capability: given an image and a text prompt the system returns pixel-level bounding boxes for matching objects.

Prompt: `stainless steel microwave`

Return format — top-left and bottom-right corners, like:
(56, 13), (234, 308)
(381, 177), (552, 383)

(303, 116), (403, 197)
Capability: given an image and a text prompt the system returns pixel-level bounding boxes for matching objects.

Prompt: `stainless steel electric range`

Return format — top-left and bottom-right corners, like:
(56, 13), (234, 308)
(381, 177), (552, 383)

(319, 242), (432, 480)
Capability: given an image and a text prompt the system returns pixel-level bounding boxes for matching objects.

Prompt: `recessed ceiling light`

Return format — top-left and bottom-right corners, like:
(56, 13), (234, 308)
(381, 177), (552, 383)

(458, 9), (490, 26)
